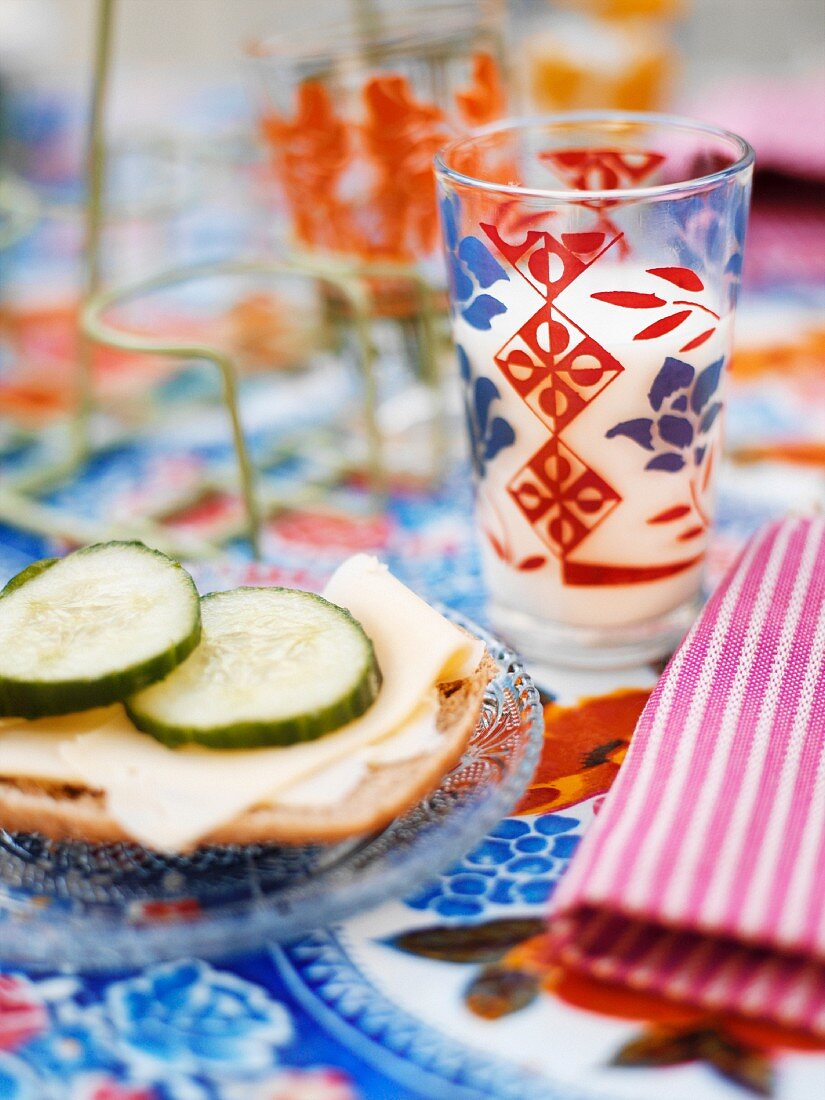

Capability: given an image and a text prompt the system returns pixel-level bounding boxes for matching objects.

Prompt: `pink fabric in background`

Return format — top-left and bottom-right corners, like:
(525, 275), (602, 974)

(684, 73), (825, 181)
(548, 516), (825, 1034)
(744, 203), (825, 286)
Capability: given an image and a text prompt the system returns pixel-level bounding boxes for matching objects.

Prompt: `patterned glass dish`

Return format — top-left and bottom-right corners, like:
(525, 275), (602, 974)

(0, 612), (542, 972)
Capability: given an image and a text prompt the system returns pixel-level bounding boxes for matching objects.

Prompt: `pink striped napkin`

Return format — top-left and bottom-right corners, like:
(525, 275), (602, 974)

(547, 515), (825, 1035)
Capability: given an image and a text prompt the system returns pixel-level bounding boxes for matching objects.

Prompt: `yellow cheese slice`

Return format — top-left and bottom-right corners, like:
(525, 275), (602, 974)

(273, 756), (367, 808)
(1, 556), (483, 851)
(271, 695), (443, 810)
(361, 695), (443, 764)
(0, 709), (114, 783)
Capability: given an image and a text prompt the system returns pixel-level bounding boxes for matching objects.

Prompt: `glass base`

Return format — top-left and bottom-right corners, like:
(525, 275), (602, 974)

(489, 596), (701, 672)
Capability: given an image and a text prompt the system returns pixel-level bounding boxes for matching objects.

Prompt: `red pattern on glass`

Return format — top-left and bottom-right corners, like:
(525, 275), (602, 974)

(562, 556), (704, 585)
(592, 269), (720, 351)
(680, 326), (716, 353)
(590, 291), (666, 308)
(481, 500), (549, 572)
(518, 555), (548, 571)
(540, 148), (666, 192)
(646, 266), (705, 292)
(508, 436), (621, 557)
(478, 226), (623, 570)
(633, 309), (693, 341)
(647, 504), (692, 524)
(539, 147), (665, 255)
(479, 222), (709, 586)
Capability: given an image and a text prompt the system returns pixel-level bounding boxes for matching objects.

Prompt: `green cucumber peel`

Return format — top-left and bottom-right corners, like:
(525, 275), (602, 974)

(1, 557), (59, 596)
(126, 586), (382, 750)
(0, 541), (202, 718)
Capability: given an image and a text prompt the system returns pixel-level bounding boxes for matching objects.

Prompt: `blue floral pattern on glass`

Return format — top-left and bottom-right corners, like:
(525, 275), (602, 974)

(404, 813), (583, 917)
(669, 179), (750, 310)
(440, 193), (508, 330)
(457, 345), (516, 477)
(606, 355), (725, 474)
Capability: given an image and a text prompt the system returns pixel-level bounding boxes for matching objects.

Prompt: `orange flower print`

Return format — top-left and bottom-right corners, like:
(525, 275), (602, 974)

(261, 81), (352, 253)
(455, 51), (506, 127)
(515, 688), (651, 816)
(360, 74), (453, 261)
(260, 53), (506, 264)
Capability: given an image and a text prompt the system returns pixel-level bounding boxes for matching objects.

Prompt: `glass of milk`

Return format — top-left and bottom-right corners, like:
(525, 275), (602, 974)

(435, 113), (754, 668)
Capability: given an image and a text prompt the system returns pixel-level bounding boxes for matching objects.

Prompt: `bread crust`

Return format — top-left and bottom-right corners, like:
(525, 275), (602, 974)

(0, 653), (495, 851)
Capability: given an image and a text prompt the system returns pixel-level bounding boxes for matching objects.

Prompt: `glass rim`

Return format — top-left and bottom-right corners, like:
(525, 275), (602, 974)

(435, 111), (755, 202)
(246, 1), (490, 64)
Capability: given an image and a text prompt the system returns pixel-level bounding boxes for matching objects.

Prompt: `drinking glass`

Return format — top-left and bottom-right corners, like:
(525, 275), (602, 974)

(248, 4), (506, 484)
(250, 2), (505, 271)
(436, 112), (753, 667)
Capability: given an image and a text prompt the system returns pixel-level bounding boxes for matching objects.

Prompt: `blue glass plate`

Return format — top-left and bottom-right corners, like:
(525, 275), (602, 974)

(0, 612), (542, 971)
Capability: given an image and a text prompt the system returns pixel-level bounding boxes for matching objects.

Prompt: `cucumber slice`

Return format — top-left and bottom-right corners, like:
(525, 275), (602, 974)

(126, 587), (382, 749)
(1, 557), (58, 596)
(0, 542), (201, 718)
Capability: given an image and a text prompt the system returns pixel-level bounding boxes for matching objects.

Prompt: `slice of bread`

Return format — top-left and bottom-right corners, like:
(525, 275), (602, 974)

(0, 652), (495, 850)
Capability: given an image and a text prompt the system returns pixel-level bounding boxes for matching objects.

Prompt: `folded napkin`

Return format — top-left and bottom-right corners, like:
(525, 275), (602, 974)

(547, 515), (825, 1034)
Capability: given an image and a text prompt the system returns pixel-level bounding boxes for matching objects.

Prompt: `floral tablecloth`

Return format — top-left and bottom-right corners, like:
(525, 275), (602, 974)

(1, 276), (824, 1100)
(2, 87), (825, 1096)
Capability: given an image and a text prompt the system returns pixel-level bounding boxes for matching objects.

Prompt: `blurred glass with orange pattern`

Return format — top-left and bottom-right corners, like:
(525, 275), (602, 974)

(247, 3), (508, 484)
(250, 3), (506, 272)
